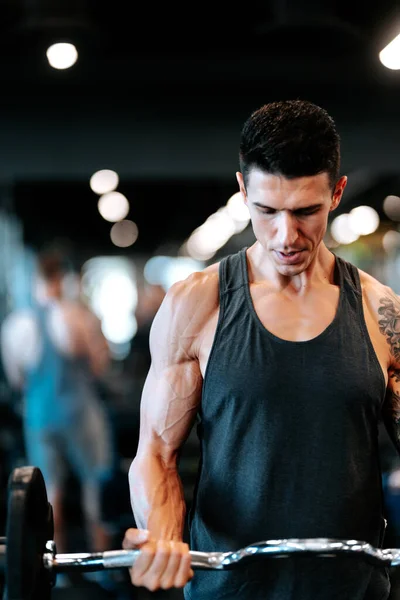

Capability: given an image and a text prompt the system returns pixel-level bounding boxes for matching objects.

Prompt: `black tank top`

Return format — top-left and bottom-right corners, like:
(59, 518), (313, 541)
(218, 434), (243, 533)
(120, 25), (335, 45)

(185, 248), (390, 600)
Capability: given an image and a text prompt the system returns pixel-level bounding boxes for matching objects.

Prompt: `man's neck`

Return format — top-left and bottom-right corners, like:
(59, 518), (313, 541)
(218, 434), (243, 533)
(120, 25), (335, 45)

(248, 242), (337, 295)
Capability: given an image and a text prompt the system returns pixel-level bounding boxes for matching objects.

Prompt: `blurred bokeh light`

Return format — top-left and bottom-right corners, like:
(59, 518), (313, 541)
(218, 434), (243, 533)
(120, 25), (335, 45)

(90, 170), (119, 195)
(46, 42), (78, 70)
(98, 192), (130, 222)
(348, 205), (380, 236)
(383, 195), (400, 221)
(110, 220), (139, 248)
(330, 214), (360, 245)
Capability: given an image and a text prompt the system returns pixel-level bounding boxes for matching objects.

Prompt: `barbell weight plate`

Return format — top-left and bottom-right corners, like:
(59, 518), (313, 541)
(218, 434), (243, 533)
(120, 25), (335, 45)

(5, 466), (54, 600)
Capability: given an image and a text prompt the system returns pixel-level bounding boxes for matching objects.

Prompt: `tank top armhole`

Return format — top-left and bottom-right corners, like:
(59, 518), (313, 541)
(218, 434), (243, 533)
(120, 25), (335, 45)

(201, 257), (228, 396)
(350, 264), (387, 404)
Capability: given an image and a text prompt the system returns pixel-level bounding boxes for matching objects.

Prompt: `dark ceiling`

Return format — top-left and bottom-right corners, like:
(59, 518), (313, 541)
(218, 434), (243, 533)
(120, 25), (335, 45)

(1, 0), (400, 259)
(1, 0), (400, 101)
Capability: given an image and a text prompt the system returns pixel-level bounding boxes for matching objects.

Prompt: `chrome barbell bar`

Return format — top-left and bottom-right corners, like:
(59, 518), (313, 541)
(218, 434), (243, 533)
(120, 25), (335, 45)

(42, 537), (400, 575)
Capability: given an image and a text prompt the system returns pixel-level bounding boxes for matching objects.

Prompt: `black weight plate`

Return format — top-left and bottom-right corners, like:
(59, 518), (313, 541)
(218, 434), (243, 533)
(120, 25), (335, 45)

(5, 466), (54, 600)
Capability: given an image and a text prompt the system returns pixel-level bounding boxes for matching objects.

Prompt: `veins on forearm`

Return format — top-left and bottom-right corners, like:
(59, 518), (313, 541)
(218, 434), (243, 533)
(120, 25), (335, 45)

(378, 294), (400, 362)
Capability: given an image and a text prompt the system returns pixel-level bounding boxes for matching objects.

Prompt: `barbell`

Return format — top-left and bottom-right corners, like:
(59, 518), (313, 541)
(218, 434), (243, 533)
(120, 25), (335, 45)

(2, 465), (400, 599)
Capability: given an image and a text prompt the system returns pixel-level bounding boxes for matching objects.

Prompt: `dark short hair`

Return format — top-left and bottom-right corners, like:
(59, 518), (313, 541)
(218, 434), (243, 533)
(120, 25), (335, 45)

(239, 99), (341, 191)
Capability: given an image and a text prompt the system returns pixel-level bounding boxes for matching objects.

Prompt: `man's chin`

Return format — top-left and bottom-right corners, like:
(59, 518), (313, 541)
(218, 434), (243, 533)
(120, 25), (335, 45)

(272, 252), (310, 275)
(275, 263), (307, 276)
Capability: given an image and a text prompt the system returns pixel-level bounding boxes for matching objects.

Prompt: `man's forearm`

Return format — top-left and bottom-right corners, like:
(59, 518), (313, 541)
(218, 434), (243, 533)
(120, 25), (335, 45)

(128, 454), (186, 540)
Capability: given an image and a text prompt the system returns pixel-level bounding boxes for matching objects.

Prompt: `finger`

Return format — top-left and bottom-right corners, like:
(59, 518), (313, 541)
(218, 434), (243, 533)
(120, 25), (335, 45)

(159, 542), (183, 589)
(174, 543), (194, 588)
(129, 540), (157, 587)
(140, 540), (171, 592)
(123, 528), (150, 548)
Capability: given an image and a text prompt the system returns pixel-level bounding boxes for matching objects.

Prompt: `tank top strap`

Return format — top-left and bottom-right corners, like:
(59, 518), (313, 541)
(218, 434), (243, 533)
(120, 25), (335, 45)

(218, 247), (248, 296)
(334, 254), (364, 315)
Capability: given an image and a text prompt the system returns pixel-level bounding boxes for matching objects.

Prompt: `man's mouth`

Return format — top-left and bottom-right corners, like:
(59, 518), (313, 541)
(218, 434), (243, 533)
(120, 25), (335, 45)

(275, 250), (305, 263)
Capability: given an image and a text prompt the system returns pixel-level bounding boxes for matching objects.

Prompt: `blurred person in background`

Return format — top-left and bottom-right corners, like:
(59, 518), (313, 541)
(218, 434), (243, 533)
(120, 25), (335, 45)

(0, 248), (114, 556)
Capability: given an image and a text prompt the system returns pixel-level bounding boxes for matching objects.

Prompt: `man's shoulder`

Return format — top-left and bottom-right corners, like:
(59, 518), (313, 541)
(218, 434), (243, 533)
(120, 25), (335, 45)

(165, 248), (246, 303)
(357, 266), (397, 312)
(165, 262), (220, 308)
(150, 263), (221, 347)
(165, 247), (248, 311)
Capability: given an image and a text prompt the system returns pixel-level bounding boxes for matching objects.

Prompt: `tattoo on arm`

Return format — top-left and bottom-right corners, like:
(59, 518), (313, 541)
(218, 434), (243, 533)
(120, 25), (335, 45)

(379, 294), (400, 451)
(384, 387), (400, 422)
(383, 388), (400, 447)
(378, 295), (400, 361)
(390, 369), (400, 385)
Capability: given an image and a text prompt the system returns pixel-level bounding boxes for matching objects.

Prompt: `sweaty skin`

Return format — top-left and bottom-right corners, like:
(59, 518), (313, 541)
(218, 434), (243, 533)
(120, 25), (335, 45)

(124, 171), (400, 592)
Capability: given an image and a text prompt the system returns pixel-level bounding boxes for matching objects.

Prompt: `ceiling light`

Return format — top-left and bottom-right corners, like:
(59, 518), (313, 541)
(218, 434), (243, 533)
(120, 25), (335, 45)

(90, 169), (119, 195)
(46, 42), (78, 70)
(379, 32), (400, 70)
(98, 192), (129, 222)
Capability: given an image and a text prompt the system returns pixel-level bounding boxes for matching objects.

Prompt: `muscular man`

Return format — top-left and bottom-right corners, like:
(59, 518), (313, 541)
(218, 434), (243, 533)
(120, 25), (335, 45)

(123, 99), (399, 599)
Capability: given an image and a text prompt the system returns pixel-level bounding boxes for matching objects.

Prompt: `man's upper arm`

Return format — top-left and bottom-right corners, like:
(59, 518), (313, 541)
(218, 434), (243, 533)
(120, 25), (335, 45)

(136, 275), (207, 466)
(379, 287), (400, 453)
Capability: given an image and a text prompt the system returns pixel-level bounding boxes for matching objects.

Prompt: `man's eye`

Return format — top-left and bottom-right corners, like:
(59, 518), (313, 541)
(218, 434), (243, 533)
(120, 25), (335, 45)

(297, 209), (319, 216)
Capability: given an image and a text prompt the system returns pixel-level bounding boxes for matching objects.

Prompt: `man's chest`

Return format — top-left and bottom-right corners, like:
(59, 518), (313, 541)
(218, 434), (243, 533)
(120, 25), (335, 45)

(198, 282), (390, 387)
(249, 284), (341, 342)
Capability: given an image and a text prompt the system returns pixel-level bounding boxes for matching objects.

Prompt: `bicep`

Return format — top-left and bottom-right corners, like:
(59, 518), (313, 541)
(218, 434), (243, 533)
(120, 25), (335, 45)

(134, 273), (214, 463)
(137, 359), (202, 465)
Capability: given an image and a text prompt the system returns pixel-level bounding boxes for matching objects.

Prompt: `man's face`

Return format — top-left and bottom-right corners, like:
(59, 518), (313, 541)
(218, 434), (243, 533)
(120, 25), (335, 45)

(236, 169), (347, 276)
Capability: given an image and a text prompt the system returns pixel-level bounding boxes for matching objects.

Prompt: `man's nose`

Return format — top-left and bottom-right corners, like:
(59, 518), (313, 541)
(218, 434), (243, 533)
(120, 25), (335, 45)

(276, 212), (299, 247)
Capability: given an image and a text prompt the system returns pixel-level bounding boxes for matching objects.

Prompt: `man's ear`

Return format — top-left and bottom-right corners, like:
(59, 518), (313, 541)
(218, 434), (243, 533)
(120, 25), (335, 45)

(236, 172), (247, 203)
(330, 175), (347, 212)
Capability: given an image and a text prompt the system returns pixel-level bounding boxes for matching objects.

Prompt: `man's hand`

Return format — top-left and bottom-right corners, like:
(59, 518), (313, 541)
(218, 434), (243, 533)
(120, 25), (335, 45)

(122, 528), (194, 591)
